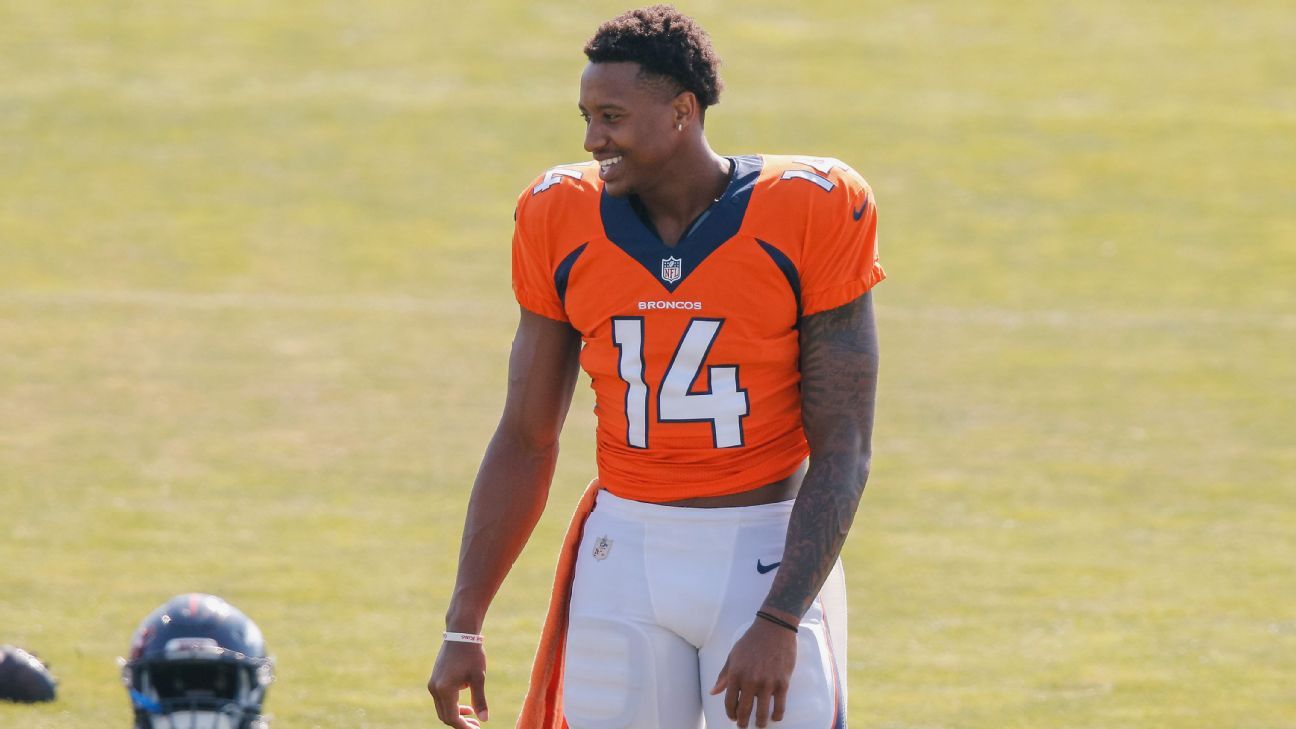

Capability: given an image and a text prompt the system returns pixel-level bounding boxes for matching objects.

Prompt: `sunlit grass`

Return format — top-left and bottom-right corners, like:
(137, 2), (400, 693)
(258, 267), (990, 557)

(1, 1), (1292, 726)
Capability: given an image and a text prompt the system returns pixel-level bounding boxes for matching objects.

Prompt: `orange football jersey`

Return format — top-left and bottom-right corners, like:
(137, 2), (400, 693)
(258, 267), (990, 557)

(512, 155), (884, 502)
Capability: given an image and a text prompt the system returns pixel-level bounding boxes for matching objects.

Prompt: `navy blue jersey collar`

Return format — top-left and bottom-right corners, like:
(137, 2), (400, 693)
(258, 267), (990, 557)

(600, 155), (762, 293)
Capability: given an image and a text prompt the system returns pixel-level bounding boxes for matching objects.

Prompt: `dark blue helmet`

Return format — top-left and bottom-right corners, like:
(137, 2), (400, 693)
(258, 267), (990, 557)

(0, 645), (57, 703)
(121, 594), (274, 729)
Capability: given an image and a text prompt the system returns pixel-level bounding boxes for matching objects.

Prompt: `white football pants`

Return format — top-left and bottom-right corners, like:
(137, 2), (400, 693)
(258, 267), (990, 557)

(564, 490), (848, 729)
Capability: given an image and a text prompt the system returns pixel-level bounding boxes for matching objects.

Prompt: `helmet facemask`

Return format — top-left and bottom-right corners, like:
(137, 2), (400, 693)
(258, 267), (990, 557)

(127, 654), (271, 728)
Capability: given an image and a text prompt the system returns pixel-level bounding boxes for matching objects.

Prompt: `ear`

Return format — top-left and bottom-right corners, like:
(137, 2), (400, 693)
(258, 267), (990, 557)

(672, 90), (699, 130)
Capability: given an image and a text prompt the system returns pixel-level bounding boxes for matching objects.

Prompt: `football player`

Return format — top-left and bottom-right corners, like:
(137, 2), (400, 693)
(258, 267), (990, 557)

(429, 5), (882, 728)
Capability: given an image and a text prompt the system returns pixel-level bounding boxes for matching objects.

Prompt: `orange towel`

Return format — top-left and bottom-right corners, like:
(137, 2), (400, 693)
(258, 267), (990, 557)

(515, 479), (602, 729)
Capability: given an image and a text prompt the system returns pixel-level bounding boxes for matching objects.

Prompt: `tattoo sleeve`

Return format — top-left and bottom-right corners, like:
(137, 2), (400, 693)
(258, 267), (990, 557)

(763, 292), (879, 618)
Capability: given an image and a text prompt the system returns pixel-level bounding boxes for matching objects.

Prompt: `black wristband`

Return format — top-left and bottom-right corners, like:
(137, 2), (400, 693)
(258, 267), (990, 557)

(755, 610), (799, 633)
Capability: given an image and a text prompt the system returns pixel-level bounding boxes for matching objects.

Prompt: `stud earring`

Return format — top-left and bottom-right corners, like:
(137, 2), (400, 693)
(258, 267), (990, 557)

(676, 123), (683, 131)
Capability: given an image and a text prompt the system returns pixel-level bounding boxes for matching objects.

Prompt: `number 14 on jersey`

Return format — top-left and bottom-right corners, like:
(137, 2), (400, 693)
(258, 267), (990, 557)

(612, 317), (750, 449)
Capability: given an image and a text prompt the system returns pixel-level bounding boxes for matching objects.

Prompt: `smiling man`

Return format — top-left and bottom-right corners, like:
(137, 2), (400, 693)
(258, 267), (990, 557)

(428, 6), (884, 728)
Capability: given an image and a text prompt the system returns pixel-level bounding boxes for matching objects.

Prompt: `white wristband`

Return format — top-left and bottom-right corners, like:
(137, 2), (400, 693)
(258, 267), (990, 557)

(443, 631), (484, 645)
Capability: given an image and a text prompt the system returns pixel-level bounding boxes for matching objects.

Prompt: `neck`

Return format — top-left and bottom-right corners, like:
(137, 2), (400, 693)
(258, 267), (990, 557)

(634, 137), (731, 231)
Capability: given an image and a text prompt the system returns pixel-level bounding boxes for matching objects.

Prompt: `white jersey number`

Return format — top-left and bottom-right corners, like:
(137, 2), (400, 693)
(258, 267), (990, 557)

(532, 166), (584, 194)
(612, 317), (750, 449)
(780, 156), (850, 192)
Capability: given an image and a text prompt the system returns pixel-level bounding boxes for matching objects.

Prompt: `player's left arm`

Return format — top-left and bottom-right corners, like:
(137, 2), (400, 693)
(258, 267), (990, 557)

(768, 289), (878, 618)
(712, 290), (879, 728)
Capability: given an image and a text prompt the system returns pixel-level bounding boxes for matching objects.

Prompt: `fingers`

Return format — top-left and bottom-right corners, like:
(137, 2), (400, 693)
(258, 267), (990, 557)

(772, 682), (788, 723)
(754, 692), (771, 728)
(428, 679), (451, 726)
(428, 678), (450, 724)
(712, 657), (740, 723)
(431, 686), (483, 728)
(435, 686), (486, 727)
(724, 679), (785, 728)
(724, 677), (740, 722)
(468, 672), (490, 722)
(734, 683), (756, 728)
(430, 686), (469, 728)
(459, 705), (483, 728)
(709, 659), (729, 695)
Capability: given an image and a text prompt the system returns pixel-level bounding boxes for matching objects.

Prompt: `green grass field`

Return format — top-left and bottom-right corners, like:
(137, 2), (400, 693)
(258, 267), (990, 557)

(2, 1), (1293, 726)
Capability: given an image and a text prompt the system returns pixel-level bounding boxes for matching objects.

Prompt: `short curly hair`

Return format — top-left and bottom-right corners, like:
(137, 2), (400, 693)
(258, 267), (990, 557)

(584, 5), (723, 111)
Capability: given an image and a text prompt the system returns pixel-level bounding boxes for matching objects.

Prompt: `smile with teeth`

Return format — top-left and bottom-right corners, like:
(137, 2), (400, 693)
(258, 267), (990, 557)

(600, 156), (623, 172)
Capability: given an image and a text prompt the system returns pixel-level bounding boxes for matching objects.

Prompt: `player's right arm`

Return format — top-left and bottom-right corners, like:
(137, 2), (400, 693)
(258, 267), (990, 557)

(428, 307), (582, 728)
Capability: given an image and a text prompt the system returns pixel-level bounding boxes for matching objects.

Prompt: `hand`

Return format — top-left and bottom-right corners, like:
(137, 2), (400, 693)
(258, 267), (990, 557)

(428, 641), (489, 727)
(709, 615), (799, 728)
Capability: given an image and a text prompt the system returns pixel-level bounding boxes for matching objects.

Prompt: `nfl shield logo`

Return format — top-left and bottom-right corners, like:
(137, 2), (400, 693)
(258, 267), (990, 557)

(661, 256), (683, 284)
(592, 536), (613, 560)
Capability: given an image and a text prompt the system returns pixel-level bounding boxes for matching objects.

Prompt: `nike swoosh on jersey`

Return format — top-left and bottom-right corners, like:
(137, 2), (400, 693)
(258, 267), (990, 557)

(756, 560), (781, 574)
(852, 200), (868, 221)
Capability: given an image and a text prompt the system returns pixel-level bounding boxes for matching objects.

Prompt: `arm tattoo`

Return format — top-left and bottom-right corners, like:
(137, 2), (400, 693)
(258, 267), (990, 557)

(764, 292), (879, 618)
